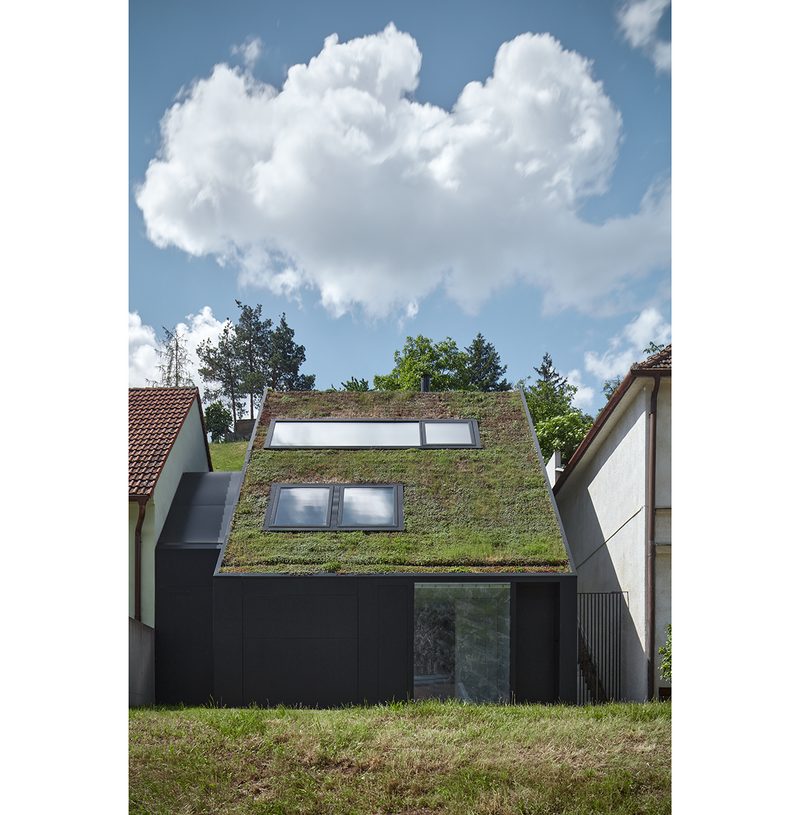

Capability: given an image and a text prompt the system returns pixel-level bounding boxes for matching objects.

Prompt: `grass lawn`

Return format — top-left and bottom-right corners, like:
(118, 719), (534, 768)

(210, 440), (249, 472)
(130, 701), (670, 814)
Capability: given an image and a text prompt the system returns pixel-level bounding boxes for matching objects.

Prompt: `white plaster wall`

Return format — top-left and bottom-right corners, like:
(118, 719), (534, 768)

(129, 500), (155, 625)
(556, 385), (651, 701)
(655, 379), (671, 509)
(129, 398), (210, 628)
(152, 400), (211, 542)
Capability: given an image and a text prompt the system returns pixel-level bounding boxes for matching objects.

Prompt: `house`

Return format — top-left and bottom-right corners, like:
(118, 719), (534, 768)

(155, 389), (579, 707)
(128, 387), (213, 704)
(552, 346), (671, 701)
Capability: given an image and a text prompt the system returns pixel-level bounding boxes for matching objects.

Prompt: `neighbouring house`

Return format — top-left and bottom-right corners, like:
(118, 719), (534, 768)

(155, 389), (579, 707)
(552, 346), (671, 702)
(128, 387), (213, 705)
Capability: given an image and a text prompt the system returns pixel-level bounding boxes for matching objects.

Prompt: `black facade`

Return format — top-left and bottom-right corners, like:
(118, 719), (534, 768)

(155, 539), (577, 706)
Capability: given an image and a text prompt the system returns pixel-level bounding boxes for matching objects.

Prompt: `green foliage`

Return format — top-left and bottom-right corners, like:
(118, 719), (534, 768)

(521, 353), (587, 425)
(205, 401), (233, 444)
(644, 342), (665, 356)
(198, 321), (244, 424)
(197, 305), (316, 424)
(234, 300), (272, 419)
(658, 624), (671, 683)
(265, 313), (316, 391)
(340, 376), (370, 391)
(464, 333), (511, 392)
(603, 376), (622, 401)
(535, 412), (594, 463)
(373, 333), (511, 392)
(373, 335), (471, 391)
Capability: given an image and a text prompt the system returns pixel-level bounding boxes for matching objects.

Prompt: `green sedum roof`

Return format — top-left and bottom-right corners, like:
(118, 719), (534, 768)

(220, 390), (570, 574)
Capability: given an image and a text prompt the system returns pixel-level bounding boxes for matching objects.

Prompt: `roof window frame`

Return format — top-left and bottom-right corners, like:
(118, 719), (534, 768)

(263, 482), (405, 531)
(264, 418), (481, 449)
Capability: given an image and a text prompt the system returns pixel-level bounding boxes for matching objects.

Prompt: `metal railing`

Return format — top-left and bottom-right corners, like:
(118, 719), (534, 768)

(577, 592), (626, 704)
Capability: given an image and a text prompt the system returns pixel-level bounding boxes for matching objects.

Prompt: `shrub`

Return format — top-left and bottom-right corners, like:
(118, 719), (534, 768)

(658, 624), (671, 683)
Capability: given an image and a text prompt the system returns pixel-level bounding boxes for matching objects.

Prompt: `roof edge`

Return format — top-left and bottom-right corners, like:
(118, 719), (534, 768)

(553, 366), (670, 494)
(128, 388), (207, 499)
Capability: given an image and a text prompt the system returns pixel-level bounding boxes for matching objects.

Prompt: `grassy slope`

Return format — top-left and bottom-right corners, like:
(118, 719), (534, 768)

(130, 701), (671, 815)
(222, 391), (569, 574)
(209, 440), (248, 472)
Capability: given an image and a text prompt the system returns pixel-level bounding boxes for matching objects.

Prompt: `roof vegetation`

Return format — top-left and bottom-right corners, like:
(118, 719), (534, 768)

(221, 391), (570, 574)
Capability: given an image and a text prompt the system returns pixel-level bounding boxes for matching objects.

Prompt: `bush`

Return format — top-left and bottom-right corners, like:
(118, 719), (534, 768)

(658, 624), (671, 683)
(206, 401), (233, 443)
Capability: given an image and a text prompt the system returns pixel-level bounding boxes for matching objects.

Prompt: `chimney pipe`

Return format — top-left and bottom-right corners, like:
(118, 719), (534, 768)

(421, 374), (431, 392)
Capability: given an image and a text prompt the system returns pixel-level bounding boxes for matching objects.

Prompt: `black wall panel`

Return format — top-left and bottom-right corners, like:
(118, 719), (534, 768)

(203, 573), (577, 708)
(155, 546), (220, 705)
(514, 581), (559, 703)
(243, 637), (358, 706)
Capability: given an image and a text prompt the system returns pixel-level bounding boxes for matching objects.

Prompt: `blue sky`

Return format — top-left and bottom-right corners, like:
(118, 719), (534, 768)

(129, 0), (671, 410)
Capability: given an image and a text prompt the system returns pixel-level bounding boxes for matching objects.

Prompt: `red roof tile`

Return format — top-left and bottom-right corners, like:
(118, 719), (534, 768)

(129, 387), (205, 499)
(632, 344), (671, 372)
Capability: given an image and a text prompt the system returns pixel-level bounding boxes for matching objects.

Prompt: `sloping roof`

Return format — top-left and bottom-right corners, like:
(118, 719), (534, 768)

(553, 345), (671, 494)
(220, 390), (571, 575)
(129, 387), (212, 500)
(632, 344), (671, 372)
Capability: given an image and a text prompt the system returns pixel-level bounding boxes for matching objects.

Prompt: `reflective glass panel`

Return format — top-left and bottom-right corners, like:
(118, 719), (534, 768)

(423, 422), (474, 446)
(270, 421), (421, 448)
(413, 583), (510, 703)
(340, 487), (396, 526)
(273, 487), (331, 527)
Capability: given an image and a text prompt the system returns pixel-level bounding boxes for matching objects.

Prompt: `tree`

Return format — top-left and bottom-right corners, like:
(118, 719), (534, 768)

(264, 313), (316, 391)
(205, 401), (233, 444)
(373, 335), (471, 391)
(523, 353), (579, 424)
(233, 300), (272, 418)
(464, 333), (511, 392)
(603, 376), (622, 401)
(535, 412), (595, 463)
(340, 377), (370, 391)
(197, 321), (244, 425)
(644, 342), (665, 356)
(149, 326), (194, 387)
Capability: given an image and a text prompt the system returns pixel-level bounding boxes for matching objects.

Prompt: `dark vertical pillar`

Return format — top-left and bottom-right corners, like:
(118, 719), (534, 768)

(155, 545), (220, 704)
(514, 581), (559, 703)
(377, 582), (410, 703)
(213, 575), (243, 707)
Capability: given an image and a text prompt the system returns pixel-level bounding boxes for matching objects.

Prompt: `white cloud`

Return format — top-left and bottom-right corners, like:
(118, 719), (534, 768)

(566, 368), (596, 411)
(584, 307), (671, 381)
(231, 36), (263, 70)
(136, 24), (670, 321)
(128, 307), (227, 387)
(617, 0), (671, 73)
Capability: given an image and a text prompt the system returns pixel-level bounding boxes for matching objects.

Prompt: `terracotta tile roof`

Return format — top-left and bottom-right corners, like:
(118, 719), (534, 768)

(129, 387), (204, 499)
(632, 344), (671, 372)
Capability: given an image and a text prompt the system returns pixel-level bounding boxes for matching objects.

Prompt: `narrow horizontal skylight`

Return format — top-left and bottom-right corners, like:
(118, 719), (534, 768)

(265, 419), (480, 449)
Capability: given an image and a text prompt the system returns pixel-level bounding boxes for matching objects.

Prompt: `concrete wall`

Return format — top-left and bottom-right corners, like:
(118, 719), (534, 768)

(557, 380), (671, 701)
(129, 617), (155, 706)
(129, 397), (211, 626)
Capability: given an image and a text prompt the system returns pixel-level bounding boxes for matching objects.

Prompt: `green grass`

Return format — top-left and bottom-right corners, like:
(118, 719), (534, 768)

(222, 391), (570, 574)
(130, 701), (671, 814)
(210, 441), (249, 472)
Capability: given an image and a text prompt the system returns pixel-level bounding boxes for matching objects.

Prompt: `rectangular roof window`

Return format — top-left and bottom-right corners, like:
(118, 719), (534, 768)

(264, 483), (404, 531)
(265, 419), (480, 449)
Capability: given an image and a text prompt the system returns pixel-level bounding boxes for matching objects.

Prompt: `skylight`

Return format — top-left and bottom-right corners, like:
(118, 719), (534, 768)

(264, 483), (404, 531)
(265, 419), (480, 449)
